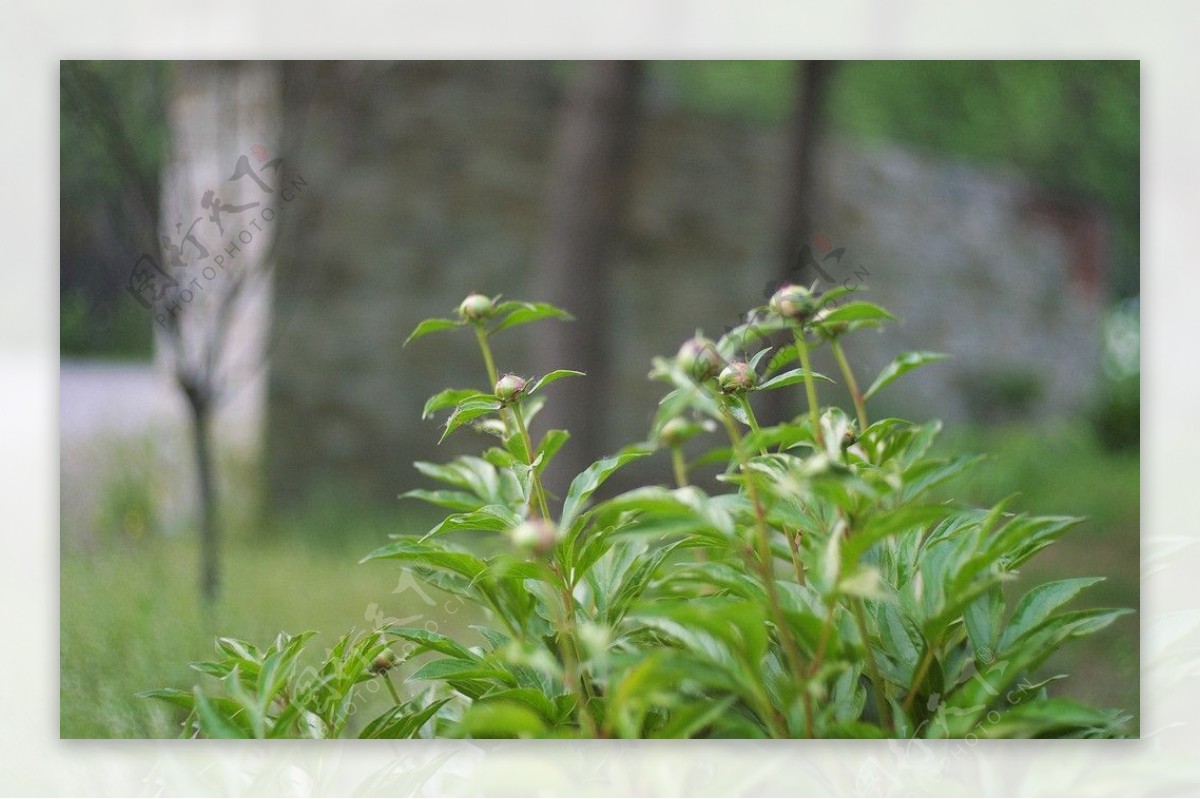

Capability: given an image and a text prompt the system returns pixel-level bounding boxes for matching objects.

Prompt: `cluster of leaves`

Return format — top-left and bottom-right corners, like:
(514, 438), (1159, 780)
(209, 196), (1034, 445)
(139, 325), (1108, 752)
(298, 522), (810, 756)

(145, 289), (1131, 738)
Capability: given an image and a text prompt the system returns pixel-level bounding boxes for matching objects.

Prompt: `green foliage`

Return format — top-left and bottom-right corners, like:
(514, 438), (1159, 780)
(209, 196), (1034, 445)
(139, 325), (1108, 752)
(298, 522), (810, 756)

(145, 289), (1132, 738)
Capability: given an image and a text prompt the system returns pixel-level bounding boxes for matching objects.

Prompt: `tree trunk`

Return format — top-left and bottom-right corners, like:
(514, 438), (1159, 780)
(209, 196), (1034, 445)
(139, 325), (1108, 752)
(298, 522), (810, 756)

(777, 61), (836, 285)
(530, 61), (642, 489)
(186, 391), (219, 603)
(763, 60), (837, 426)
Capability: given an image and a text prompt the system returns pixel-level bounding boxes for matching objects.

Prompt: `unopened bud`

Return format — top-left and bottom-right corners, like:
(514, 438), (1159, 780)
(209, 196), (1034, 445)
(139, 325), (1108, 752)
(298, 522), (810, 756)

(814, 306), (848, 338)
(718, 361), (756, 394)
(494, 373), (527, 403)
(458, 293), (496, 322)
(676, 336), (723, 380)
(769, 284), (815, 321)
(370, 652), (397, 675)
(509, 518), (559, 555)
(658, 417), (691, 448)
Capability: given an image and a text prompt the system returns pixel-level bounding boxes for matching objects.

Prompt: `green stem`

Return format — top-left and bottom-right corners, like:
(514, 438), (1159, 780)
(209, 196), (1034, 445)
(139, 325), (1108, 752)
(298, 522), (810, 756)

(740, 396), (767, 456)
(382, 671), (403, 706)
(852, 597), (893, 734)
(670, 446), (689, 489)
(793, 328), (823, 447)
(903, 645), (936, 715)
(552, 564), (599, 737)
(831, 339), (869, 432)
(786, 527), (805, 586)
(719, 404), (813, 735)
(808, 602), (835, 677)
(511, 403), (551, 520)
(474, 324), (499, 388)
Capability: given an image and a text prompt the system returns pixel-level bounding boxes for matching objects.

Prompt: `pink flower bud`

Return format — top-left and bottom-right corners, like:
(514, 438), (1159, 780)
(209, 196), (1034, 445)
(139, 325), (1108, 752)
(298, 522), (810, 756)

(494, 373), (527, 403)
(718, 361), (756, 394)
(677, 336), (723, 380)
(509, 518), (559, 555)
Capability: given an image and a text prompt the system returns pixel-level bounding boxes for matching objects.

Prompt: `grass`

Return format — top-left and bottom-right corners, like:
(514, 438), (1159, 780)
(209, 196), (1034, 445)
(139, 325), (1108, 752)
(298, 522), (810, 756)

(60, 520), (471, 738)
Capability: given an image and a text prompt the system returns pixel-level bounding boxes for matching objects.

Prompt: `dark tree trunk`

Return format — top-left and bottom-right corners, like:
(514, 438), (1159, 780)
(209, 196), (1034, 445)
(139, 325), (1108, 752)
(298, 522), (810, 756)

(530, 61), (643, 489)
(185, 387), (219, 603)
(777, 61), (836, 285)
(763, 60), (837, 426)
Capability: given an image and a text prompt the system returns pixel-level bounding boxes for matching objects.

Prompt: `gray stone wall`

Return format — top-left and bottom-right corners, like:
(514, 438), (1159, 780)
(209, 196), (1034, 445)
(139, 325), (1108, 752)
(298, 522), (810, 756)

(264, 62), (1106, 509)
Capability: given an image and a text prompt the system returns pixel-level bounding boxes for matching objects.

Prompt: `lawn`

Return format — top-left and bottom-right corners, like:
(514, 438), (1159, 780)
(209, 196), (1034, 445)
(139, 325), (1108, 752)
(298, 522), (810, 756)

(60, 520), (471, 738)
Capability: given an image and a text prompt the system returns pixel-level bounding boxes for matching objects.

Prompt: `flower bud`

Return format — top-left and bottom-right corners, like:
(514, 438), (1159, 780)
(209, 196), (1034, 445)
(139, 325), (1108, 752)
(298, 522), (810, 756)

(813, 306), (848, 338)
(458, 292), (496, 322)
(370, 651), (397, 675)
(676, 336), (723, 380)
(509, 518), (559, 555)
(658, 417), (691, 448)
(769, 284), (815, 321)
(494, 373), (527, 403)
(718, 361), (756, 394)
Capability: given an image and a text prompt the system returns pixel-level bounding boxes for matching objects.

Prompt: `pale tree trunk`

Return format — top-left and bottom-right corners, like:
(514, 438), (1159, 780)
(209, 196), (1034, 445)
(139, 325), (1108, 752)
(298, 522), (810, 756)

(530, 61), (643, 489)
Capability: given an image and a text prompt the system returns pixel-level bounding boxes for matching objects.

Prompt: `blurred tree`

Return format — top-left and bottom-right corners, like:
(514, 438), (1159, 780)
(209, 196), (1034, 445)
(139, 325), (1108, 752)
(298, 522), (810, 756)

(60, 61), (168, 358)
(531, 61), (643, 487)
(62, 61), (298, 603)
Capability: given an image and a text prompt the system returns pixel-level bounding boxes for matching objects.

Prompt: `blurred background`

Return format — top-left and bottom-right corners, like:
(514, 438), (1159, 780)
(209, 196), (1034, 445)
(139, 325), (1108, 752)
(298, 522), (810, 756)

(60, 60), (1139, 737)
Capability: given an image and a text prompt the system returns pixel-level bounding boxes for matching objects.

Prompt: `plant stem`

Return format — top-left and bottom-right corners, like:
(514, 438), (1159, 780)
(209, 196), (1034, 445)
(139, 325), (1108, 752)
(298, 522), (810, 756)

(474, 324), (499, 388)
(903, 645), (936, 715)
(382, 671), (403, 706)
(551, 563), (599, 737)
(719, 405), (813, 734)
(852, 597), (893, 734)
(671, 446), (689, 489)
(512, 403), (551, 520)
(786, 528), (806, 586)
(808, 602), (836, 677)
(740, 396), (767, 456)
(831, 339), (869, 432)
(793, 328), (823, 447)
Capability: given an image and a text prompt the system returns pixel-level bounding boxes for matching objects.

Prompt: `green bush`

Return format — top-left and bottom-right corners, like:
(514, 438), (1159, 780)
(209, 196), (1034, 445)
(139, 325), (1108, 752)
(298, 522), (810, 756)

(143, 287), (1132, 738)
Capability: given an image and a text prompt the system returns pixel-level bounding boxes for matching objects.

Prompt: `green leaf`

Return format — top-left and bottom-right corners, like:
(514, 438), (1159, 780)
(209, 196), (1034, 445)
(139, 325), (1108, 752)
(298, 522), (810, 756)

(527, 369), (585, 395)
(817, 301), (896, 325)
(975, 699), (1128, 739)
(360, 698), (451, 739)
(405, 317), (461, 346)
(489, 301), (573, 335)
(135, 687), (195, 712)
(440, 398), (503, 442)
(755, 367), (834, 392)
(387, 627), (480, 661)
(410, 658), (517, 685)
(420, 504), (521, 541)
(400, 488), (485, 512)
(561, 445), (654, 529)
(476, 688), (559, 724)
(360, 540), (487, 581)
(999, 577), (1105, 653)
(458, 700), (547, 738)
(423, 388), (486, 419)
(535, 429), (570, 475)
(194, 686), (249, 739)
(864, 351), (948, 400)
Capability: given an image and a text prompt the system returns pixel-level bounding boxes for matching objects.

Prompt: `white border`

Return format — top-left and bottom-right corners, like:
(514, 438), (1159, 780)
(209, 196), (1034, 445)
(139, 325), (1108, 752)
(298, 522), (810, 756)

(4, 1), (1192, 795)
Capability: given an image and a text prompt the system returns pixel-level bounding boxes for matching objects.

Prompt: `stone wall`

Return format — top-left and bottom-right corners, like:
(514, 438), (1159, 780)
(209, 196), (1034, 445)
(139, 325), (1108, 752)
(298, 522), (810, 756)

(263, 62), (1107, 509)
